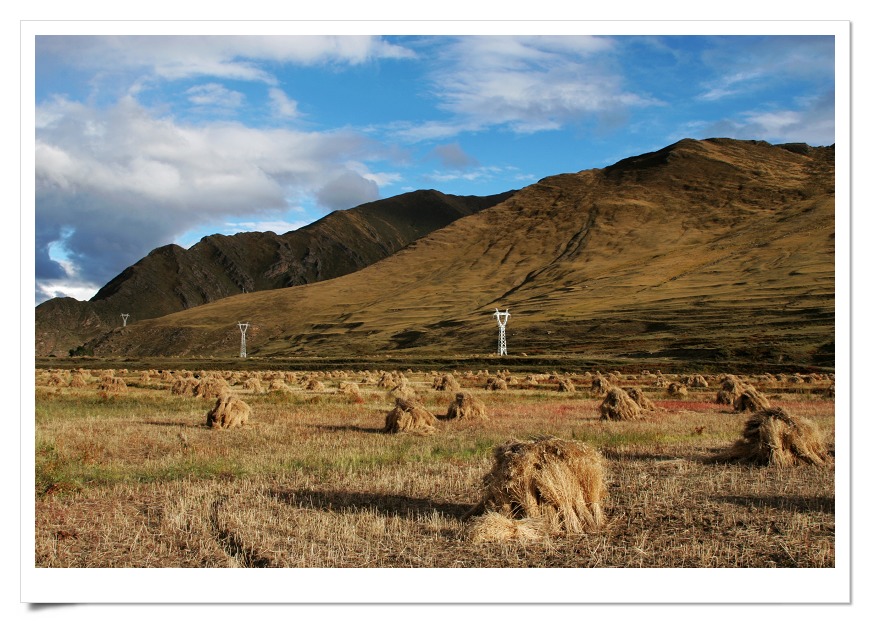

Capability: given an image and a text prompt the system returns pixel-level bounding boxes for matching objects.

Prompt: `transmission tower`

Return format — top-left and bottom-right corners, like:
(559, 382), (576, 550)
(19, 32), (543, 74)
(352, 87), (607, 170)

(493, 308), (510, 356)
(238, 322), (250, 358)
(120, 313), (130, 327)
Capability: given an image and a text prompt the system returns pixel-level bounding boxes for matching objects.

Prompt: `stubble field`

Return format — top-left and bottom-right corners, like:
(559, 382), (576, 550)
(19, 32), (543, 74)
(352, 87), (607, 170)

(34, 366), (835, 568)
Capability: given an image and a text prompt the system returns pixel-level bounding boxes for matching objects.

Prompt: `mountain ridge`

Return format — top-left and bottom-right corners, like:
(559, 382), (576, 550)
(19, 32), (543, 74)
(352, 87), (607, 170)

(76, 138), (835, 367)
(36, 188), (515, 356)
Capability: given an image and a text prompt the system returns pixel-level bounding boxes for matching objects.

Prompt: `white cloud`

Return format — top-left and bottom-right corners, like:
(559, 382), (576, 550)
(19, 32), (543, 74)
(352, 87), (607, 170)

(186, 83), (246, 109)
(268, 87), (300, 118)
(35, 95), (385, 296)
(690, 90), (835, 146)
(426, 35), (657, 134)
(38, 35), (415, 86)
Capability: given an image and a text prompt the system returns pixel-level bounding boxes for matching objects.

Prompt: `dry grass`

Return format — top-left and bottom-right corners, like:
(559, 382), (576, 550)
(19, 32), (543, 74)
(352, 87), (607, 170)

(35, 367), (835, 568)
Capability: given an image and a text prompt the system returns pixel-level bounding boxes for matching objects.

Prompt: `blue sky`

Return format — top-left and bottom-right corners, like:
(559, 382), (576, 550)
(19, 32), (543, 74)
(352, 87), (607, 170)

(33, 32), (838, 304)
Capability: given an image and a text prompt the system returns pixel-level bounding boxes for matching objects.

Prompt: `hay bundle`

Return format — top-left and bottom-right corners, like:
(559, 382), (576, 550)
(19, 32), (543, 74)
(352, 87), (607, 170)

(284, 372), (298, 385)
(667, 382), (688, 399)
(206, 394), (250, 429)
(338, 381), (363, 401)
(591, 375), (611, 395)
(598, 387), (642, 421)
(654, 375), (667, 388)
(68, 373), (88, 388)
(789, 374), (805, 384)
(383, 397), (437, 434)
(432, 374), (461, 392)
(466, 512), (548, 543)
(716, 375), (749, 406)
(466, 437), (606, 540)
(140, 371), (151, 384)
(687, 374), (709, 388)
(159, 370), (174, 381)
(733, 386), (771, 413)
(377, 372), (399, 388)
(445, 392), (487, 421)
(557, 378), (575, 393)
(47, 373), (66, 387)
(305, 379), (326, 391)
(268, 379), (288, 392)
(194, 377), (229, 400)
(713, 407), (830, 467)
(524, 375), (539, 386)
(388, 379), (418, 402)
(243, 377), (264, 393)
(485, 377), (508, 391)
(170, 378), (198, 397)
(625, 387), (655, 411)
(99, 376), (127, 393)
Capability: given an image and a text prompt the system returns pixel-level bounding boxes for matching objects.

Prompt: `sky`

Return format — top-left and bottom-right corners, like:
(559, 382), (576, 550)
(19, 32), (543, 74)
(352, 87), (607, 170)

(33, 31), (838, 305)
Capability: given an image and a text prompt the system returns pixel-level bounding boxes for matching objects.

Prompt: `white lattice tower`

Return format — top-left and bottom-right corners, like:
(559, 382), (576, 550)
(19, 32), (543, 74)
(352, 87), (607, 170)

(493, 308), (510, 356)
(120, 313), (129, 327)
(238, 322), (250, 358)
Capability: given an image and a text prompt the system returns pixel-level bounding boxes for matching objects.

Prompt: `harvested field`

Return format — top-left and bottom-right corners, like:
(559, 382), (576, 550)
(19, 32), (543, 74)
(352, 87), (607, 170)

(34, 366), (836, 570)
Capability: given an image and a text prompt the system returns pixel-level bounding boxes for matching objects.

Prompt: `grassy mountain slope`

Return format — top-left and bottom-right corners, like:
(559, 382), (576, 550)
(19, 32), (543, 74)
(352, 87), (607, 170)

(35, 189), (514, 356)
(84, 138), (836, 368)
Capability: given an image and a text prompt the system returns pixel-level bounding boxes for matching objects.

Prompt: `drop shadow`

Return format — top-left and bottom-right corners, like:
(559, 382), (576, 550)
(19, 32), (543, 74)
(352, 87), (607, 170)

(134, 420), (200, 428)
(314, 424), (385, 434)
(270, 488), (475, 520)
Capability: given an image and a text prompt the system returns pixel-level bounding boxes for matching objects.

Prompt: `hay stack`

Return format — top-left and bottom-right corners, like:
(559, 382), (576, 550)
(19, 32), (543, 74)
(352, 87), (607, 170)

(206, 393), (250, 429)
(194, 377), (230, 400)
(99, 376), (127, 393)
(466, 437), (606, 541)
(68, 373), (88, 388)
(598, 387), (642, 421)
(733, 386), (771, 412)
(306, 379), (326, 391)
(717, 375), (748, 405)
(338, 381), (363, 401)
(47, 373), (66, 387)
(713, 407), (830, 467)
(591, 375), (611, 395)
(485, 377), (508, 391)
(377, 372), (399, 388)
(687, 374), (709, 388)
(388, 379), (418, 402)
(557, 378), (575, 393)
(445, 392), (487, 421)
(268, 379), (289, 392)
(170, 378), (198, 397)
(432, 374), (461, 392)
(383, 397), (437, 434)
(625, 387), (655, 411)
(667, 382), (688, 399)
(243, 377), (264, 393)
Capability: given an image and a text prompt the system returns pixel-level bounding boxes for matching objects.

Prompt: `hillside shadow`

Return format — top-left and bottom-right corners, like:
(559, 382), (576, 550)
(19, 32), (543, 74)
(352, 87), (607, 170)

(717, 494), (834, 514)
(270, 488), (474, 520)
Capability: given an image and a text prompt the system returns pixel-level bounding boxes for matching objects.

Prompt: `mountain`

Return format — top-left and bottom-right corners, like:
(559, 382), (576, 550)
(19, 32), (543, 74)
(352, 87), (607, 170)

(35, 189), (515, 356)
(76, 138), (836, 367)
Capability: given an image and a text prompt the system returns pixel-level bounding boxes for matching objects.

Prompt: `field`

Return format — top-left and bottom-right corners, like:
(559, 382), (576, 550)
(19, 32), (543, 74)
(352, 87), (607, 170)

(33, 365), (835, 569)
